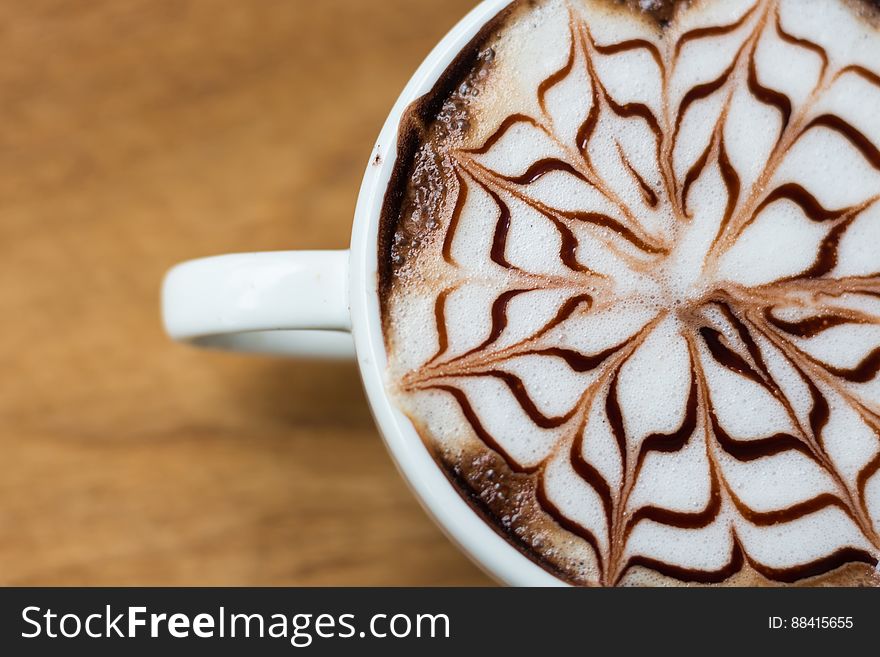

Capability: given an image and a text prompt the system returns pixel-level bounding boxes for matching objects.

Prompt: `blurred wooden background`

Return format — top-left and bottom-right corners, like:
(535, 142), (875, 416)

(0, 0), (493, 586)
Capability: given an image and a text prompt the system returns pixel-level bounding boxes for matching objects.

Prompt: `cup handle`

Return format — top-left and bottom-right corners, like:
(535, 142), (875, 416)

(161, 251), (354, 359)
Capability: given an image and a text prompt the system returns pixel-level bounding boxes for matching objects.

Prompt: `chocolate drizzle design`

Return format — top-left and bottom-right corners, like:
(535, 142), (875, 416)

(381, 0), (880, 586)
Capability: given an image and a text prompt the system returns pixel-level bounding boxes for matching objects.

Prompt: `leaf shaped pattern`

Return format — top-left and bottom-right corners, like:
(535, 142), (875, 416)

(382, 0), (880, 585)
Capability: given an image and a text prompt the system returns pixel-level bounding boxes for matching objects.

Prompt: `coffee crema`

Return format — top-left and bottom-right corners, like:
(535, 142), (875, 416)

(379, 0), (880, 586)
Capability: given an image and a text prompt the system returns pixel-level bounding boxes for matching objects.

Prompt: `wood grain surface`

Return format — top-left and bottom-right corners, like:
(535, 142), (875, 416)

(0, 0), (494, 586)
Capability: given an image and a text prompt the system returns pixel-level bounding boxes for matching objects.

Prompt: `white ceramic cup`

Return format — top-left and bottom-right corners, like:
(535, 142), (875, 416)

(162, 0), (563, 587)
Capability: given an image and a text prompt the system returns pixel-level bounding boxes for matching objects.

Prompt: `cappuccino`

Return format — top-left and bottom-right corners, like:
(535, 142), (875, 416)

(380, 0), (880, 586)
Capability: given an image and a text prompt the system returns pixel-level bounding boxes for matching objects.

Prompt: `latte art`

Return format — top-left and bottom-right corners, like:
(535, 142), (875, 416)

(380, 0), (880, 585)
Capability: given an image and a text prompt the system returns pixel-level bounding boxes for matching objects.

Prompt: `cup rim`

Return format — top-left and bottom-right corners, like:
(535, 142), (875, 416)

(347, 0), (566, 587)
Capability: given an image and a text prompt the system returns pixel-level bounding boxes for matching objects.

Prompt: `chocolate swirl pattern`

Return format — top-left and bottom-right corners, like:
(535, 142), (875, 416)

(381, 0), (880, 586)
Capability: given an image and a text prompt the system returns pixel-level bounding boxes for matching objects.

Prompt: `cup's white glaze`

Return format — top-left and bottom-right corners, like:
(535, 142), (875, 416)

(162, 0), (562, 586)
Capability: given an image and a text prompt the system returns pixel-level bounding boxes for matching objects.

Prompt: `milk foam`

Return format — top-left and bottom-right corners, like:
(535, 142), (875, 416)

(382, 0), (880, 586)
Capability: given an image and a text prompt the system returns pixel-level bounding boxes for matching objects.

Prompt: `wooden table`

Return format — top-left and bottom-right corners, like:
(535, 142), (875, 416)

(0, 0), (493, 586)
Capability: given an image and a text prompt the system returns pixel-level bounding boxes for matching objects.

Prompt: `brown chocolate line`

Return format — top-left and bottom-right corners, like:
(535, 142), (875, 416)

(533, 294), (593, 339)
(559, 209), (667, 255)
(729, 491), (851, 527)
(681, 136), (713, 215)
(428, 288), (454, 364)
(605, 371), (628, 474)
(603, 95), (663, 150)
(856, 452), (880, 523)
(803, 114), (880, 171)
(537, 32), (576, 116)
(535, 473), (605, 577)
(459, 369), (577, 429)
(824, 346), (880, 384)
(747, 51), (792, 136)
(618, 146), (659, 208)
(594, 38), (665, 80)
(442, 169), (469, 266)
(501, 158), (591, 186)
(571, 425), (614, 539)
(715, 134), (741, 245)
(547, 216), (589, 272)
(617, 535), (746, 585)
(459, 289), (531, 360)
(625, 466), (722, 538)
(487, 186), (514, 269)
(575, 23), (603, 163)
(748, 547), (877, 584)
(634, 364), (699, 473)
(755, 183), (851, 224)
(709, 411), (813, 462)
(840, 64), (880, 88)
(715, 302), (771, 383)
(579, 24), (665, 184)
(673, 2), (758, 59)
(774, 12), (829, 77)
(576, 85), (601, 161)
(805, 373), (831, 450)
(699, 326), (765, 388)
(430, 384), (534, 475)
(793, 215), (856, 280)
(764, 308), (855, 339)
(527, 344), (624, 374)
(673, 58), (736, 153)
(464, 113), (543, 156)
